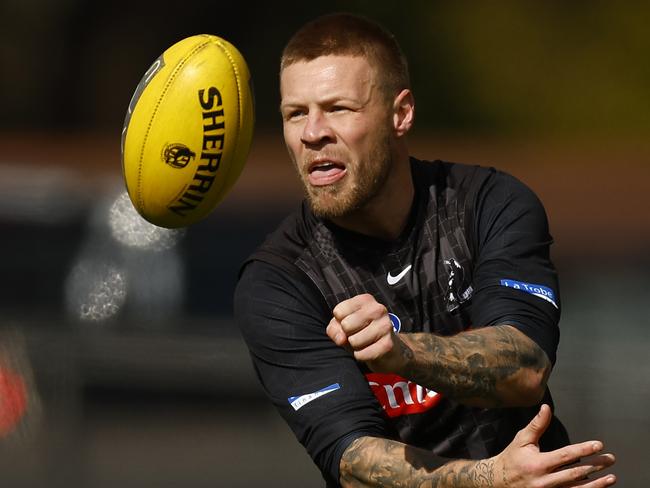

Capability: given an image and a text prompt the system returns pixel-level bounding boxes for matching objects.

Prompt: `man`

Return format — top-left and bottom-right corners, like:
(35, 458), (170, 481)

(234, 13), (616, 487)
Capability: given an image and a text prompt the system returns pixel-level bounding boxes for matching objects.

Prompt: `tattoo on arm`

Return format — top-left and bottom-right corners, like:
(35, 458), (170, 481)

(398, 325), (550, 407)
(340, 436), (496, 488)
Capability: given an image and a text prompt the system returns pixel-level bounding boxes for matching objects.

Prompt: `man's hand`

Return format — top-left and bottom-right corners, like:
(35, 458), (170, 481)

(327, 293), (552, 408)
(339, 404), (616, 487)
(494, 404), (616, 487)
(327, 293), (409, 373)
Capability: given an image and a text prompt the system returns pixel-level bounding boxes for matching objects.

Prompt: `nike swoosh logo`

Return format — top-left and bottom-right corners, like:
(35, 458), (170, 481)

(387, 265), (412, 285)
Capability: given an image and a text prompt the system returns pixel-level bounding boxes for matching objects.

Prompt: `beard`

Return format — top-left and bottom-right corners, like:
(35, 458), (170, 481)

(293, 131), (393, 220)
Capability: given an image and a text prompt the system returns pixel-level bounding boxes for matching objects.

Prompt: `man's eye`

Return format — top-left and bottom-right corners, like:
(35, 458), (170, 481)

(331, 105), (348, 112)
(287, 110), (305, 119)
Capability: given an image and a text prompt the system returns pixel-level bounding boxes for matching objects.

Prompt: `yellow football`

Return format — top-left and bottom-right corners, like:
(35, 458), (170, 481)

(121, 34), (254, 228)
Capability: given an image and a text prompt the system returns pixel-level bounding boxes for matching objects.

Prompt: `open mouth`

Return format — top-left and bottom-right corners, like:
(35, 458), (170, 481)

(307, 160), (347, 186)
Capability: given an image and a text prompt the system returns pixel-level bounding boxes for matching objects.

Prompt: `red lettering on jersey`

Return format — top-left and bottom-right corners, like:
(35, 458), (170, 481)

(366, 373), (442, 418)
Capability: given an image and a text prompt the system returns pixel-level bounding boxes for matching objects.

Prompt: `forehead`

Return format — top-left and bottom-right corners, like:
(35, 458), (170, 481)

(280, 55), (377, 102)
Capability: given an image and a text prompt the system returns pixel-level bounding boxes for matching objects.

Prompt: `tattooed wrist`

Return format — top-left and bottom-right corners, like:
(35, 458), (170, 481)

(340, 436), (497, 487)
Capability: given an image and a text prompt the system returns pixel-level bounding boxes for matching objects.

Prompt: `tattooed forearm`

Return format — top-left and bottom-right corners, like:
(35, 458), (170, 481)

(396, 325), (550, 407)
(340, 436), (496, 488)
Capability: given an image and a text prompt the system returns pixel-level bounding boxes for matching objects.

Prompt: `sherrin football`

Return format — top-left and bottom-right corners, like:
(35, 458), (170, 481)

(121, 34), (254, 228)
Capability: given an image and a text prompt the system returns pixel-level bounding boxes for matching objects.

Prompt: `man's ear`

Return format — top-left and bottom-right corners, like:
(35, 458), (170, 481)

(392, 89), (415, 137)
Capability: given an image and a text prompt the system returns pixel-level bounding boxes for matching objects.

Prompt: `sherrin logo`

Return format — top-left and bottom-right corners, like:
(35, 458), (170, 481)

(162, 143), (195, 169)
(166, 86), (226, 217)
(366, 373), (441, 418)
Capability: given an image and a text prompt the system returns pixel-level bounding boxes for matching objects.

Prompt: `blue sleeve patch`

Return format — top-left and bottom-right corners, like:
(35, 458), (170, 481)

(288, 383), (341, 411)
(500, 279), (558, 309)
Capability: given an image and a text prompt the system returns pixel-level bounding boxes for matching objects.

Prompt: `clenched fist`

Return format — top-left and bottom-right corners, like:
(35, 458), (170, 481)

(327, 293), (409, 373)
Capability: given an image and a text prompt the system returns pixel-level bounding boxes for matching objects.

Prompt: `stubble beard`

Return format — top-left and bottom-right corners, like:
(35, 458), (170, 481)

(298, 134), (393, 220)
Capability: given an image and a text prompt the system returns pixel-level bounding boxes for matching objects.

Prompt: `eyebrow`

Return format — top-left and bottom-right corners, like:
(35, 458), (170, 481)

(279, 94), (368, 113)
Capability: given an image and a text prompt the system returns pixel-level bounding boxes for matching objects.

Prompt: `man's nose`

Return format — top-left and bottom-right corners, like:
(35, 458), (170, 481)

(301, 112), (334, 146)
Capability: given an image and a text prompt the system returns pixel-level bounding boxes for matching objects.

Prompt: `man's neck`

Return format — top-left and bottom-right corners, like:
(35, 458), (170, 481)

(330, 156), (414, 241)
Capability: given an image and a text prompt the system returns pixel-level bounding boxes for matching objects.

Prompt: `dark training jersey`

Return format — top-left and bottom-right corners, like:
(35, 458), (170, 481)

(234, 158), (569, 486)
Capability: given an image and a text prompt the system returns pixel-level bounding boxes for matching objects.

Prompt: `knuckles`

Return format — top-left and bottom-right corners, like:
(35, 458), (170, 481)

(325, 319), (341, 339)
(331, 295), (393, 356)
(571, 465), (594, 481)
(524, 460), (544, 476)
(357, 293), (375, 303)
(376, 317), (393, 336)
(334, 294), (389, 331)
(368, 301), (388, 319)
(557, 449), (572, 465)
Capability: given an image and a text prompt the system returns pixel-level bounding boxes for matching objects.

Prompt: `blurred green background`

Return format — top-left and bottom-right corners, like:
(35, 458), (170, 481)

(0, 1), (648, 486)
(2, 1), (650, 136)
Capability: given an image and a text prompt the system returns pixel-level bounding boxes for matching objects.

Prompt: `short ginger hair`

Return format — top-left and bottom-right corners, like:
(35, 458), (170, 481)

(280, 13), (410, 99)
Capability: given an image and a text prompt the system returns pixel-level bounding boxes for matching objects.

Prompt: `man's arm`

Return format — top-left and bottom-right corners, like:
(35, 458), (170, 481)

(236, 261), (393, 484)
(327, 294), (550, 408)
(397, 325), (550, 407)
(338, 405), (615, 488)
(340, 436), (494, 487)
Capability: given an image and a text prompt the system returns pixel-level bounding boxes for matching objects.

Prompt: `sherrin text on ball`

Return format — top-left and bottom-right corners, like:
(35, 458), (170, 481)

(121, 34), (254, 228)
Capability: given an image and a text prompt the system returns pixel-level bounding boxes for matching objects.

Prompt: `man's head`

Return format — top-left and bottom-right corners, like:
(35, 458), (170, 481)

(280, 13), (415, 224)
(281, 13), (410, 103)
